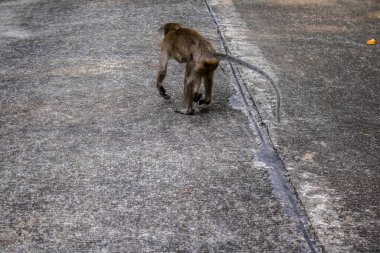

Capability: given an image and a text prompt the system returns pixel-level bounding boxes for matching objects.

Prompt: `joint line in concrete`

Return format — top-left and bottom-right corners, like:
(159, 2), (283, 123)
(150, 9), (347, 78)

(204, 1), (320, 252)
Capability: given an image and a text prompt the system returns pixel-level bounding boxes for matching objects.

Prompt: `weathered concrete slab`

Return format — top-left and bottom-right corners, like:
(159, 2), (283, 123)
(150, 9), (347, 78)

(221, 0), (379, 251)
(1, 0), (317, 252)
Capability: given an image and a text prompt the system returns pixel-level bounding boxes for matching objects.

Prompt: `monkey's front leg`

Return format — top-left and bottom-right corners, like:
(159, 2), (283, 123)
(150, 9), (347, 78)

(157, 70), (171, 100)
(175, 75), (199, 115)
(157, 50), (171, 100)
(158, 85), (171, 100)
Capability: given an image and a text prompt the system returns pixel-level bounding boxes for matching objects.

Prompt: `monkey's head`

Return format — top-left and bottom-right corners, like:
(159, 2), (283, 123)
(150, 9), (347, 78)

(159, 23), (182, 36)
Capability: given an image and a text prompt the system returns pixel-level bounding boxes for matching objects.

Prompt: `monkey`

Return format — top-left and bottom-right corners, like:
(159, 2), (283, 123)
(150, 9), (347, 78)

(156, 23), (281, 122)
(156, 22), (219, 115)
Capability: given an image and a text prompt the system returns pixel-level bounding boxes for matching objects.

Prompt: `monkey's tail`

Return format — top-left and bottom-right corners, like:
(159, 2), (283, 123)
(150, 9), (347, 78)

(214, 52), (281, 123)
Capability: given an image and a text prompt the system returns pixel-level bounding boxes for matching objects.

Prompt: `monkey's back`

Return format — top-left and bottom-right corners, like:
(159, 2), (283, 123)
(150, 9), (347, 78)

(163, 28), (218, 64)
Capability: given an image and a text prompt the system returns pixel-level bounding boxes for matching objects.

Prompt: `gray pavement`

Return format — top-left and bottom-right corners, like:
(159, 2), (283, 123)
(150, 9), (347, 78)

(0, 0), (378, 252)
(224, 0), (380, 251)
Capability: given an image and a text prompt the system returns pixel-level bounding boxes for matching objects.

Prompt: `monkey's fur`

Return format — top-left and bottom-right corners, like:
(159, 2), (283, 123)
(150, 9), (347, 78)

(157, 23), (219, 115)
(156, 23), (281, 121)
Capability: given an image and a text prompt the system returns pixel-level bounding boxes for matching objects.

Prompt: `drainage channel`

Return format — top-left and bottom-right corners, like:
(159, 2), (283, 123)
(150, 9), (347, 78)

(204, 1), (321, 252)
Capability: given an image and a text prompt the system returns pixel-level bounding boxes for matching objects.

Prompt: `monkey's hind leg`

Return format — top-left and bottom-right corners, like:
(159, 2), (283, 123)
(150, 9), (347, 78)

(192, 81), (203, 102)
(184, 62), (202, 103)
(174, 91), (195, 115)
(175, 72), (201, 115)
(199, 70), (214, 105)
(185, 63), (202, 103)
(174, 81), (195, 115)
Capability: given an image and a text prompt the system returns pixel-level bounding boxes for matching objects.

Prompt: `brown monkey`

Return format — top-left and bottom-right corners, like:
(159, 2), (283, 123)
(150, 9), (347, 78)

(156, 23), (281, 122)
(156, 23), (219, 115)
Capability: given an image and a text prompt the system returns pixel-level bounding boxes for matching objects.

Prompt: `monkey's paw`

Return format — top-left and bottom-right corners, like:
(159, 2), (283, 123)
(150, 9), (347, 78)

(199, 99), (210, 106)
(193, 93), (202, 102)
(174, 108), (195, 115)
(161, 93), (171, 100)
(159, 86), (171, 100)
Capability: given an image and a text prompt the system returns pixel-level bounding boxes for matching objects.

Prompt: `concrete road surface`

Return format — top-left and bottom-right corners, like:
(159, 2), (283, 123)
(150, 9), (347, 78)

(0, 0), (378, 252)
(222, 0), (380, 251)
